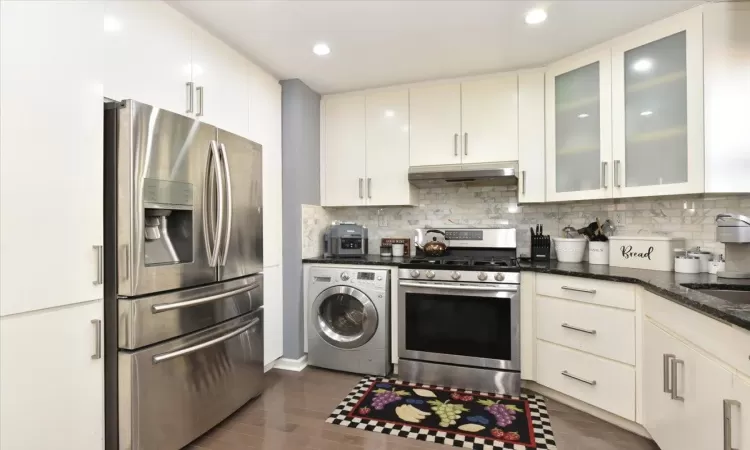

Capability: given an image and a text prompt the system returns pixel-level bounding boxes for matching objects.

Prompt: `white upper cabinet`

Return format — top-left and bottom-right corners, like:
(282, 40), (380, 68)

(518, 71), (546, 203)
(460, 75), (519, 164)
(322, 95), (367, 206)
(704, 3), (750, 194)
(409, 83), (462, 167)
(365, 90), (415, 206)
(0, 0), (104, 316)
(190, 24), (250, 138)
(546, 50), (613, 202)
(612, 9), (704, 198)
(0, 301), (104, 450)
(102, 1), (193, 115)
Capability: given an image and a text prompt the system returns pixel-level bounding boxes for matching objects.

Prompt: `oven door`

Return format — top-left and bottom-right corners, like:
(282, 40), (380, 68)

(398, 280), (520, 371)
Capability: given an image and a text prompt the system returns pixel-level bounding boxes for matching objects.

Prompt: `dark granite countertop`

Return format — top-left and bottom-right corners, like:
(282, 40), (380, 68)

(302, 255), (750, 332)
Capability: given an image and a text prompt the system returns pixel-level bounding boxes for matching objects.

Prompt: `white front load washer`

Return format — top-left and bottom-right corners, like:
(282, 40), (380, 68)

(307, 266), (390, 376)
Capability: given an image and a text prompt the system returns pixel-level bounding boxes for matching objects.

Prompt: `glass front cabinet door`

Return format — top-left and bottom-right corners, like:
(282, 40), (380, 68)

(611, 9), (704, 197)
(545, 50), (613, 201)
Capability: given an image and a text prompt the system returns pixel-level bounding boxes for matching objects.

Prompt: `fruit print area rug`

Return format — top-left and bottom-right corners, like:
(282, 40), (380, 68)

(326, 376), (557, 450)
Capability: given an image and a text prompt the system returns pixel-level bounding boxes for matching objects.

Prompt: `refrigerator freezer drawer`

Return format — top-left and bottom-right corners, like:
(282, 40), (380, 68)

(119, 309), (264, 450)
(118, 274), (263, 349)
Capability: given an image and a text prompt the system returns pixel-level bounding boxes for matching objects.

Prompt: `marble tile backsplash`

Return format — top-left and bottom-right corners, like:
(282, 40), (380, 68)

(312, 186), (750, 258)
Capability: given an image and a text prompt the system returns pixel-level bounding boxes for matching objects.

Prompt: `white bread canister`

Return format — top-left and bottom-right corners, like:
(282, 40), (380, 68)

(608, 236), (685, 271)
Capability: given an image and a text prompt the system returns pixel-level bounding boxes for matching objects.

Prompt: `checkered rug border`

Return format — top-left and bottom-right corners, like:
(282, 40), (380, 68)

(326, 376), (557, 450)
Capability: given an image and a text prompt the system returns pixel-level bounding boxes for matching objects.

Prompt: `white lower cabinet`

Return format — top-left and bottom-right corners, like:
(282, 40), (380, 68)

(262, 265), (283, 366)
(730, 375), (750, 450)
(0, 301), (104, 450)
(537, 340), (636, 421)
(643, 319), (734, 450)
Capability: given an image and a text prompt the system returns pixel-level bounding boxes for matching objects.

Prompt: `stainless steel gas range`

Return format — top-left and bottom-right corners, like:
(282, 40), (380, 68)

(398, 228), (521, 395)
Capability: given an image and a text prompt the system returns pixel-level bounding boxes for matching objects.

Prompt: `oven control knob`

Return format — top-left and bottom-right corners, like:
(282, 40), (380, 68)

(451, 271), (461, 280)
(494, 273), (505, 282)
(477, 272), (488, 281)
(410, 270), (420, 278)
(341, 272), (350, 281)
(426, 270), (436, 279)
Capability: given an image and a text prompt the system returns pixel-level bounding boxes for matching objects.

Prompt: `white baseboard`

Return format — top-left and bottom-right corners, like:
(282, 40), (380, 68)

(271, 354), (308, 372)
(523, 381), (652, 440)
(264, 359), (278, 373)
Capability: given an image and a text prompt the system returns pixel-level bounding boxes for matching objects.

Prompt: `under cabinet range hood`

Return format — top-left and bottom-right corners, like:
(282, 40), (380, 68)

(407, 162), (518, 188)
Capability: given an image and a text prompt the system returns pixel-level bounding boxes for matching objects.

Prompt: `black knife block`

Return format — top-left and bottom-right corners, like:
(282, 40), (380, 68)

(531, 235), (551, 262)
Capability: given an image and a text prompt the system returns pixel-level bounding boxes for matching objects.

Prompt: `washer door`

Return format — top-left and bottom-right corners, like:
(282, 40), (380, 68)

(312, 286), (378, 349)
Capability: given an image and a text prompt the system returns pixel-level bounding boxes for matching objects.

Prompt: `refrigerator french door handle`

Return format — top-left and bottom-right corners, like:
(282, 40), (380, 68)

(219, 142), (232, 266)
(202, 140), (224, 267)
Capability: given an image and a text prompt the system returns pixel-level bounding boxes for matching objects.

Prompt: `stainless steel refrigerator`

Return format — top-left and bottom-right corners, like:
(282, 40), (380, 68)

(103, 100), (264, 450)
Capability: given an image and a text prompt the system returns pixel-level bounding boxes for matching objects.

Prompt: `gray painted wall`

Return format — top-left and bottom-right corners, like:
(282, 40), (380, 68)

(281, 79), (321, 359)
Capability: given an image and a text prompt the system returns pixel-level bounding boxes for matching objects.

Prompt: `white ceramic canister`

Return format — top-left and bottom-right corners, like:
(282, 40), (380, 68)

(588, 241), (609, 265)
(687, 249), (712, 273)
(674, 255), (700, 274)
(391, 243), (405, 257)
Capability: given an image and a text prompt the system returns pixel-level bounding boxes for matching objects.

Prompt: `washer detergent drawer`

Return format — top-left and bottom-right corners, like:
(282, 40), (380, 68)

(119, 309), (264, 450)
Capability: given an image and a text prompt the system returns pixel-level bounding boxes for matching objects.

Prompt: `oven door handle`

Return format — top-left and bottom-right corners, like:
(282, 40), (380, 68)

(399, 281), (518, 292)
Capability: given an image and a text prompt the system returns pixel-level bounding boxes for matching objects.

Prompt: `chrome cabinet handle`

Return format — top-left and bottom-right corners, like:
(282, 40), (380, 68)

(367, 178), (372, 199)
(219, 143), (232, 267)
(358, 178), (363, 199)
(91, 319), (102, 360)
(92, 245), (103, 285)
(152, 282), (260, 313)
(186, 82), (194, 114)
(464, 132), (468, 155)
(724, 399), (740, 450)
(561, 286), (596, 294)
(670, 358), (685, 401)
(663, 354), (675, 393)
(561, 323), (597, 335)
(153, 316), (260, 364)
(196, 86), (204, 117)
(203, 141), (223, 267)
(601, 161), (608, 189)
(454, 133), (458, 156)
(614, 160), (622, 187)
(561, 370), (596, 386)
(521, 171), (526, 195)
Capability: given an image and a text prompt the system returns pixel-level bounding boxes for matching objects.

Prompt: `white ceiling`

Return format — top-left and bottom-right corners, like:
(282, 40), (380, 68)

(170, 0), (704, 94)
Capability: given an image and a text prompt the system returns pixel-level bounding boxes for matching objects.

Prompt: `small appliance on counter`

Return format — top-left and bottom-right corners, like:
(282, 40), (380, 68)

(324, 222), (368, 257)
(715, 213), (750, 278)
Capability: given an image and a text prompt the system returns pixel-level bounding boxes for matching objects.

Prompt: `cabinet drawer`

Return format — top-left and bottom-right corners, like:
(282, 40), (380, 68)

(537, 340), (635, 421)
(537, 296), (635, 365)
(536, 274), (635, 310)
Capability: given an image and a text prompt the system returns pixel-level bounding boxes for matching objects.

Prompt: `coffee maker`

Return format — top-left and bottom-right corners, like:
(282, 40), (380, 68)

(716, 213), (750, 278)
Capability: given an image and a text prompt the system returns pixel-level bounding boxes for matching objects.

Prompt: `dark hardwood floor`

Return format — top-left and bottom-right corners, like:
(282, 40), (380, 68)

(186, 367), (658, 450)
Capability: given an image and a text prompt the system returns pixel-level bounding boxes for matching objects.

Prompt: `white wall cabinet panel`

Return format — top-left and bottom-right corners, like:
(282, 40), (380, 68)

(612, 9), (704, 198)
(190, 24), (249, 138)
(461, 76), (519, 164)
(0, 301), (104, 450)
(546, 50), (613, 202)
(262, 265), (283, 365)
(704, 4), (750, 194)
(365, 90), (414, 206)
(409, 83), (462, 167)
(518, 71), (546, 203)
(322, 95), (367, 206)
(102, 0), (193, 114)
(0, 0), (104, 316)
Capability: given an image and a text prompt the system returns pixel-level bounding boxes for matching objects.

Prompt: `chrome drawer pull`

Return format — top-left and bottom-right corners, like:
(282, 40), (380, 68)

(561, 370), (596, 386)
(153, 316), (260, 364)
(561, 286), (596, 294)
(724, 399), (740, 450)
(670, 358), (685, 401)
(561, 323), (597, 335)
(663, 354), (675, 393)
(152, 282), (260, 313)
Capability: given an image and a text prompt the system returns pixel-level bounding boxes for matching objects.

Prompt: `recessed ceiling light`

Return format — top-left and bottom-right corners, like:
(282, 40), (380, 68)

(313, 43), (331, 56)
(640, 110), (654, 116)
(384, 110), (395, 118)
(632, 59), (653, 73)
(578, 113), (589, 119)
(525, 8), (547, 25)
